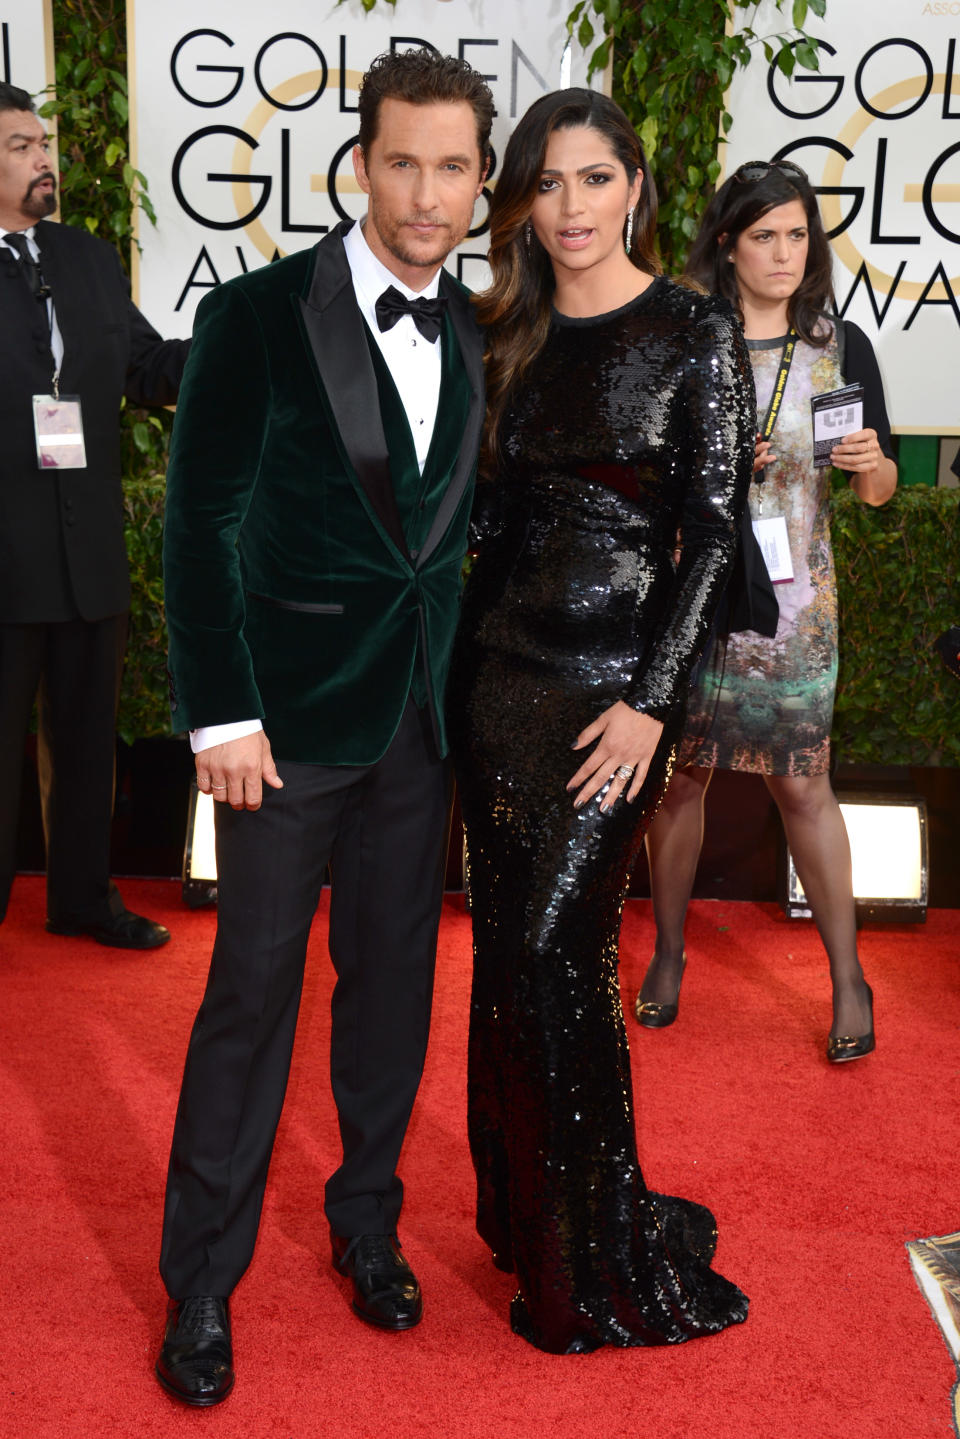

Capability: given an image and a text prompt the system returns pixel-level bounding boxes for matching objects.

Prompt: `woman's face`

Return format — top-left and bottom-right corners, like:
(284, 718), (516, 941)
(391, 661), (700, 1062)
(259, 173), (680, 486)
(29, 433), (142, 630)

(529, 123), (641, 279)
(726, 197), (809, 309)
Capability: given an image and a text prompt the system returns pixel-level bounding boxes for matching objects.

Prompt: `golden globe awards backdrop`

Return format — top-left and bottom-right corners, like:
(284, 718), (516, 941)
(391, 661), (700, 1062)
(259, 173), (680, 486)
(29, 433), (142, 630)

(726, 0), (960, 435)
(126, 0), (601, 339)
(1, 0), (54, 98)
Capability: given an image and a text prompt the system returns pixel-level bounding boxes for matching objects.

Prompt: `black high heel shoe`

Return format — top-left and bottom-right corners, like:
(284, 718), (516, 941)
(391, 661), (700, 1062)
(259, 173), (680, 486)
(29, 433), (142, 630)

(634, 954), (686, 1029)
(826, 984), (875, 1063)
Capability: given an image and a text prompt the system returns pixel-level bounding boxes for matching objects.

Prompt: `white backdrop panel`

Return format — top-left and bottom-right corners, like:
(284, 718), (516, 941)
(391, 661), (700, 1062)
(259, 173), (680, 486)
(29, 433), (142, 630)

(1, 0), (53, 102)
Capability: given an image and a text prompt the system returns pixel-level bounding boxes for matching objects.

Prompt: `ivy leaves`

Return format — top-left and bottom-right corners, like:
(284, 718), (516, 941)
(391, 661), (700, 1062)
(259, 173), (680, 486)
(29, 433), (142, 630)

(40, 0), (155, 247)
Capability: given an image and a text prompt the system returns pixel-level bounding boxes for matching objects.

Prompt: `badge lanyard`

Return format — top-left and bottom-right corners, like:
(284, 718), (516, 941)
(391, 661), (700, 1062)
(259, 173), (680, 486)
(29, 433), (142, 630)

(751, 329), (797, 585)
(29, 279), (85, 470)
(756, 328), (797, 518)
(14, 244), (85, 469)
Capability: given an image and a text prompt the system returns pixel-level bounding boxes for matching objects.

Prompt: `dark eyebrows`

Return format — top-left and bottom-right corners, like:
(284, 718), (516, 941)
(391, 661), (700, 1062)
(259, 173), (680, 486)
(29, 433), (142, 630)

(540, 162), (617, 177)
(6, 131), (45, 144)
(382, 149), (475, 167)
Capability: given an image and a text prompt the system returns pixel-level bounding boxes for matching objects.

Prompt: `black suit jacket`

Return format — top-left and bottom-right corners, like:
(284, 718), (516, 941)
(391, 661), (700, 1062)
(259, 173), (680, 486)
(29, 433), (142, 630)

(0, 219), (189, 624)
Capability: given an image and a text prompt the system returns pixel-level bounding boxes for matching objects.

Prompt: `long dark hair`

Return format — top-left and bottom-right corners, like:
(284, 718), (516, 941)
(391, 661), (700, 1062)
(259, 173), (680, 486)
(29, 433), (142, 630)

(475, 88), (660, 473)
(684, 163), (834, 345)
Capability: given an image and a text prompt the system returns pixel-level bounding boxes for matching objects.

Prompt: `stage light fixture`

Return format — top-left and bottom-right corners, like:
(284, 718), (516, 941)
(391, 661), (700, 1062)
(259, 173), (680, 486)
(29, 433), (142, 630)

(182, 781), (218, 907)
(782, 791), (928, 923)
(906, 1230), (960, 1434)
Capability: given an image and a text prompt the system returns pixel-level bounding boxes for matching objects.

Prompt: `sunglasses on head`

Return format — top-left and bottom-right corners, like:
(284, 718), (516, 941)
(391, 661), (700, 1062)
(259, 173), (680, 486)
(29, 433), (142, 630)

(732, 159), (808, 184)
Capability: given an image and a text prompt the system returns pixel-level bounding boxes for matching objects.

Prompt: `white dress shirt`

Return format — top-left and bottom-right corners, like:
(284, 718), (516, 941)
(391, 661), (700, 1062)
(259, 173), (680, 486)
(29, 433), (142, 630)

(191, 221), (446, 755)
(2, 226), (65, 374)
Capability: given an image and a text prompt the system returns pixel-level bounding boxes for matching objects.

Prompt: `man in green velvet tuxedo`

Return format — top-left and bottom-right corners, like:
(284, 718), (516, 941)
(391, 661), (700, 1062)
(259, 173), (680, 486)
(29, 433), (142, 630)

(156, 50), (493, 1407)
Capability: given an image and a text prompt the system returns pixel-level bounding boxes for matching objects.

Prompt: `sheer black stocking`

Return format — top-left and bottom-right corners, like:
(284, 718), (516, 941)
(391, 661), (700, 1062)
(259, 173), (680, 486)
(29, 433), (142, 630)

(640, 767), (873, 1040)
(764, 773), (872, 1039)
(639, 766), (713, 1006)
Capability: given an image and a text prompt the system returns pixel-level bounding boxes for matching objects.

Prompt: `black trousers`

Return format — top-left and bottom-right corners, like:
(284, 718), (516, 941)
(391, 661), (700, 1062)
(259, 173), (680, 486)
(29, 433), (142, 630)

(159, 699), (452, 1300)
(0, 615), (127, 926)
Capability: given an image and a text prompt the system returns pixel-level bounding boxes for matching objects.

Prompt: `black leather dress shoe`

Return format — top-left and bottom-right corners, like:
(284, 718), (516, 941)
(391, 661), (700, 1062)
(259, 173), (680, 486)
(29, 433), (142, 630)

(331, 1232), (423, 1330)
(46, 907), (170, 949)
(155, 1296), (234, 1407)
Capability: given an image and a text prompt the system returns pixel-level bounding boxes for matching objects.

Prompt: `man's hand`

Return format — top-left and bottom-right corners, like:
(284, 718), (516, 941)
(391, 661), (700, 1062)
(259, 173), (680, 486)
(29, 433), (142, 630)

(195, 732), (283, 812)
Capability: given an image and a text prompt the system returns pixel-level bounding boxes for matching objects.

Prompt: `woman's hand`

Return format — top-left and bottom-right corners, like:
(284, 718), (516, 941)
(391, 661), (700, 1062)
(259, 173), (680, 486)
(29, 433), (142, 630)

(567, 701), (665, 811)
(829, 426), (882, 474)
(754, 433), (776, 473)
(830, 427), (897, 505)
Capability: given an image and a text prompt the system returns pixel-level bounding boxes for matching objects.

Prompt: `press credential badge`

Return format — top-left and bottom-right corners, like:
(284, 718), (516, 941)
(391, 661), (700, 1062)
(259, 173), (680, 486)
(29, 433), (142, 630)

(752, 515), (794, 584)
(32, 394), (87, 470)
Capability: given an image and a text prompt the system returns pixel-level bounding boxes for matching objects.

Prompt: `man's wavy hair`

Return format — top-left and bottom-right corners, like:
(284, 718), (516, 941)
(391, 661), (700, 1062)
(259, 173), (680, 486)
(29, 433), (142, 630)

(357, 48), (494, 169)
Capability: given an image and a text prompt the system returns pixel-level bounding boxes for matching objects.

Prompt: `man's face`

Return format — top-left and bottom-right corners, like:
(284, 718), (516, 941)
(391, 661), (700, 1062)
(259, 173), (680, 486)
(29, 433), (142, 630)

(0, 108), (56, 231)
(353, 98), (486, 291)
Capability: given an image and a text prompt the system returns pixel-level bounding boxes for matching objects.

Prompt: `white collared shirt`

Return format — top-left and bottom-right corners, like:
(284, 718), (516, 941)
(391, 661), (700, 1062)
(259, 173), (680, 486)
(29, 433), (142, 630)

(191, 221), (447, 755)
(2, 225), (64, 373)
(343, 218), (443, 473)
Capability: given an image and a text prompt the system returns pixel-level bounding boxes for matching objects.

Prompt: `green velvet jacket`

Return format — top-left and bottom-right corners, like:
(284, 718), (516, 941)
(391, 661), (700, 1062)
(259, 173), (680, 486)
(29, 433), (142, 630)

(162, 221), (484, 764)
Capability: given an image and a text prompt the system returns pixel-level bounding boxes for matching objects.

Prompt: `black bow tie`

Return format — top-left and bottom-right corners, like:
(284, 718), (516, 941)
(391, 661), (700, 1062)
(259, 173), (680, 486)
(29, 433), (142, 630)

(375, 285), (447, 343)
(3, 231), (50, 301)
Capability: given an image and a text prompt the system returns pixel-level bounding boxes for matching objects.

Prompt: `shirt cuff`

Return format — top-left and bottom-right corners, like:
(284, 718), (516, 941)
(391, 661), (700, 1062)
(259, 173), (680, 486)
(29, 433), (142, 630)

(190, 719), (263, 754)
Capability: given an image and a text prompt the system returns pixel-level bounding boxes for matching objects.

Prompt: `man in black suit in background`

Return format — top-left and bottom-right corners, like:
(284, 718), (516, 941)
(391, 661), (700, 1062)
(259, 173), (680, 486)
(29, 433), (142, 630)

(0, 81), (189, 947)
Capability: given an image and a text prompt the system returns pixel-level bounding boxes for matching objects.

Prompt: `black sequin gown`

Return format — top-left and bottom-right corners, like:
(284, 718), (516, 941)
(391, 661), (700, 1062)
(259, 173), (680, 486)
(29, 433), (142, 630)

(448, 279), (755, 1355)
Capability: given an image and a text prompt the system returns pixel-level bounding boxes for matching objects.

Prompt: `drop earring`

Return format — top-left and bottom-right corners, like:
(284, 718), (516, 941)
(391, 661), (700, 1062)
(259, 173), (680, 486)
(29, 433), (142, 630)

(524, 221), (532, 250)
(625, 210), (635, 255)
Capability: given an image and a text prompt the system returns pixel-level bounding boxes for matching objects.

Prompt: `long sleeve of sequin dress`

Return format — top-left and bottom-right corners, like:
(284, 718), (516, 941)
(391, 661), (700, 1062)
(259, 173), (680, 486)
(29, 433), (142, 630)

(447, 279), (755, 1355)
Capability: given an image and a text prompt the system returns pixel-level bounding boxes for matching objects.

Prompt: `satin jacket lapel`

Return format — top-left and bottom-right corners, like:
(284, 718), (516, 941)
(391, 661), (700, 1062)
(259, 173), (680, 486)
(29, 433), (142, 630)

(295, 221), (410, 564)
(416, 270), (484, 569)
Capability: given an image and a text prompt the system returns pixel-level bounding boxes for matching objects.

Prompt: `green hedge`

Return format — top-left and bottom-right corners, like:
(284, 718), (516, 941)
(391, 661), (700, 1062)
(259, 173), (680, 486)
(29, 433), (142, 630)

(121, 478), (960, 761)
(832, 484), (960, 767)
(119, 476), (167, 743)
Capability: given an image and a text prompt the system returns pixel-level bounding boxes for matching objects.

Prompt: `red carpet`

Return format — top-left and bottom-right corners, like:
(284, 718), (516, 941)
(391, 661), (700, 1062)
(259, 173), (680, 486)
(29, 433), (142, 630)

(0, 876), (957, 1438)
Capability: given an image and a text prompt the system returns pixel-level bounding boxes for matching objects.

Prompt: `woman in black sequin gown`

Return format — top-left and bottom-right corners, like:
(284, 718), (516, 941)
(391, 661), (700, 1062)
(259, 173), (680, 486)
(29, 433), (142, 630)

(447, 90), (755, 1355)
